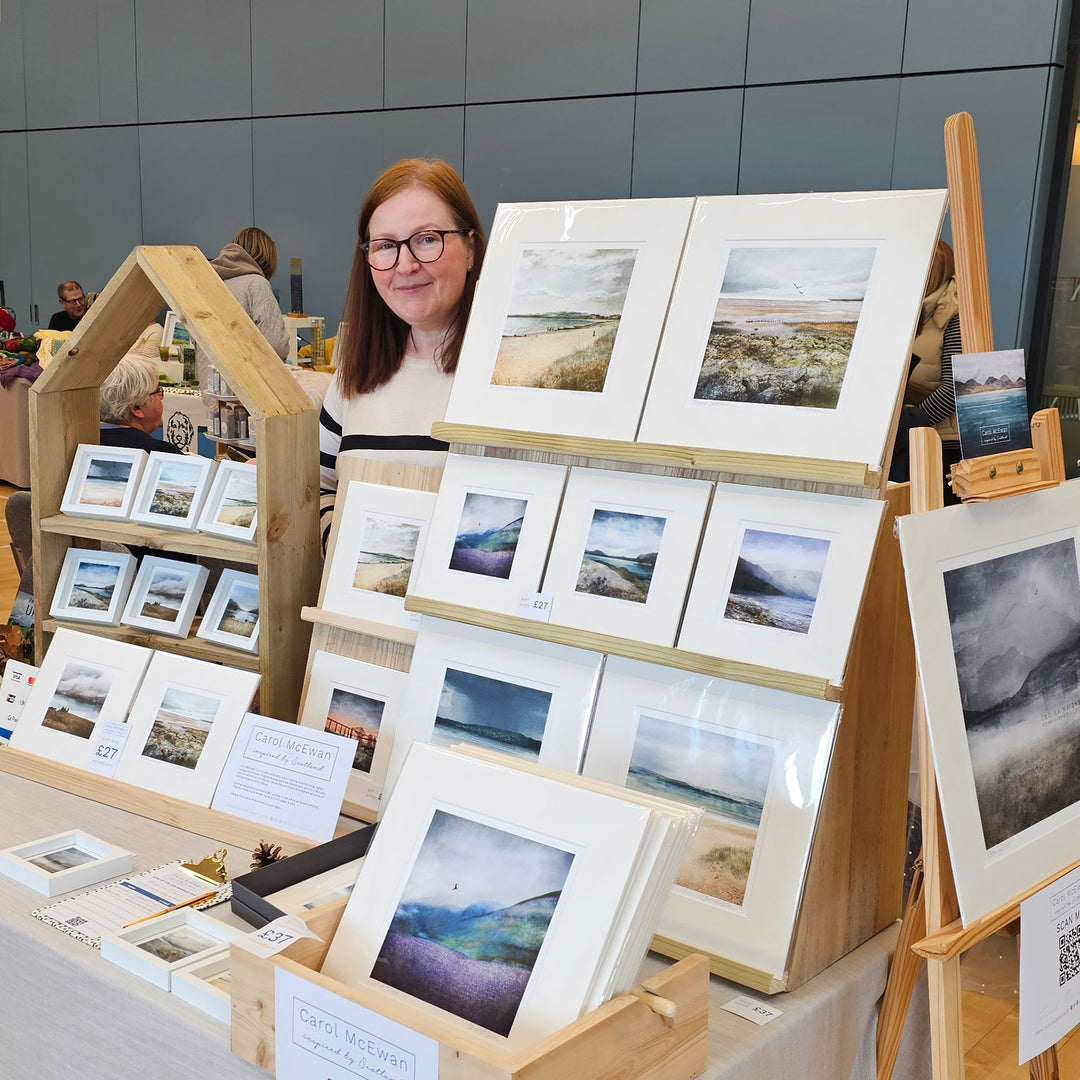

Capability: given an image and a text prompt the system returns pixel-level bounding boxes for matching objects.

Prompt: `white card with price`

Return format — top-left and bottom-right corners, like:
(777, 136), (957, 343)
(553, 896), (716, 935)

(721, 994), (783, 1026)
(238, 915), (322, 959)
(86, 720), (131, 777)
(517, 590), (553, 622)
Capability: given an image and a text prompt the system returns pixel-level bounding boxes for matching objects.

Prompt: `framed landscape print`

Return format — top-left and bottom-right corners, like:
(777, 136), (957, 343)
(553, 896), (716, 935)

(581, 656), (839, 982)
(541, 467), (711, 645)
(195, 569), (260, 652)
(121, 556), (209, 639)
(130, 451), (216, 531)
(0, 831), (134, 897)
(637, 189), (948, 469)
(49, 548), (137, 626)
(898, 480), (1080, 924)
(112, 652), (260, 806)
(384, 617), (603, 801)
(60, 444), (147, 520)
(297, 651), (409, 816)
(443, 197), (694, 441)
(410, 454), (567, 615)
(321, 742), (655, 1049)
(196, 460), (257, 542)
(9, 629), (152, 769)
(321, 481), (437, 631)
(677, 484), (885, 683)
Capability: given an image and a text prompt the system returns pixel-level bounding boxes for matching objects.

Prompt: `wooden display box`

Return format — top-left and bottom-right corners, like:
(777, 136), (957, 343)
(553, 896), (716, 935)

(230, 899), (709, 1080)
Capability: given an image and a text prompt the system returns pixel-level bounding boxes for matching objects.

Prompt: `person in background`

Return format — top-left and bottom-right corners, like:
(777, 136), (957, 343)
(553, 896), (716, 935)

(99, 354), (183, 454)
(319, 157), (486, 548)
(48, 281), (88, 331)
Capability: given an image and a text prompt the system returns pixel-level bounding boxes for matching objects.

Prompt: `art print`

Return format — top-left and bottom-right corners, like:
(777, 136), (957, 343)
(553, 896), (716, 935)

(953, 348), (1031, 458)
(140, 684), (225, 770)
(42, 658), (120, 739)
(214, 468), (257, 530)
(51, 548), (137, 626)
(80, 458), (134, 508)
(28, 844), (98, 873)
(63, 558), (121, 614)
(493, 244), (639, 393)
(147, 459), (204, 518)
(371, 808), (574, 1037)
(352, 513), (422, 597)
(324, 688), (385, 773)
(197, 461), (258, 542)
(197, 570), (261, 651)
(139, 567), (192, 621)
(942, 537), (1080, 851)
(576, 508), (666, 605)
(450, 492), (528, 580)
(695, 244), (876, 410)
(121, 557), (208, 639)
(137, 924), (219, 963)
(220, 578), (258, 637)
(0, 830), (135, 896)
(61, 446), (148, 521)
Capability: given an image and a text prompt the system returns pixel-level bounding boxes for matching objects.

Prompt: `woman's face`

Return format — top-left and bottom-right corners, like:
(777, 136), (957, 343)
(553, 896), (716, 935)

(366, 184), (474, 339)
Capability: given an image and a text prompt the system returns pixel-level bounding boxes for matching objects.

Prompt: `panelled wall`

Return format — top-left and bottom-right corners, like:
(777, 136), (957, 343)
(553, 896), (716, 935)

(0, 0), (1071, 352)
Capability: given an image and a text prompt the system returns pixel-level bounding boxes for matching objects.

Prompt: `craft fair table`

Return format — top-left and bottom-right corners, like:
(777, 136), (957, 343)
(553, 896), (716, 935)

(0, 769), (928, 1080)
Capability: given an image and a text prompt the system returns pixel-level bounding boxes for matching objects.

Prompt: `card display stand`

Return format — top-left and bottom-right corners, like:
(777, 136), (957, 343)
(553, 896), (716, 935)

(230, 895), (709, 1080)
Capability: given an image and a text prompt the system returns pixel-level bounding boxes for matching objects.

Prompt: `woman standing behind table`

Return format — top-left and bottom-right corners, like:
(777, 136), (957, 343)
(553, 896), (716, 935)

(319, 158), (486, 547)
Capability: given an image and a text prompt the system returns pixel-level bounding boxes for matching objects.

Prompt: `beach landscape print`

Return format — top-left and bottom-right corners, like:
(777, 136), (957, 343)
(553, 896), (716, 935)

(78, 457), (134, 508)
(28, 845), (98, 873)
(64, 559), (121, 613)
(217, 579), (259, 638)
(943, 537), (1080, 851)
(139, 566), (195, 622)
(43, 659), (119, 738)
(953, 348), (1031, 458)
(627, 713), (774, 906)
(352, 513), (422, 597)
(695, 244), (877, 409)
(214, 470), (257, 529)
(137, 925), (219, 964)
(450, 492), (528, 580)
(323, 687), (384, 773)
(491, 245), (639, 393)
(147, 460), (204, 518)
(371, 809), (574, 1037)
(576, 508), (666, 604)
(723, 528), (831, 634)
(140, 685), (223, 770)
(433, 667), (553, 760)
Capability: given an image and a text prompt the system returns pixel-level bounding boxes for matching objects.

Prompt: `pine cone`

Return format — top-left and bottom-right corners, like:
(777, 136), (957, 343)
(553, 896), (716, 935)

(250, 841), (285, 870)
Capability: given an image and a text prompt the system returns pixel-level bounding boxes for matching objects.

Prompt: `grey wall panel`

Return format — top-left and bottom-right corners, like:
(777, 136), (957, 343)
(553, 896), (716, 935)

(464, 98), (635, 232)
(746, 0), (906, 84)
(465, 0), (638, 103)
(893, 68), (1053, 350)
(739, 80), (900, 195)
(252, 0), (383, 116)
(902, 0), (1062, 73)
(379, 108), (465, 176)
(0, 134), (32, 329)
(24, 0), (136, 128)
(27, 127), (142, 317)
(140, 121), (254, 256)
(0, 0), (28, 131)
(385, 0), (466, 108)
(631, 90), (743, 198)
(637, 0), (749, 92)
(135, 1), (251, 123)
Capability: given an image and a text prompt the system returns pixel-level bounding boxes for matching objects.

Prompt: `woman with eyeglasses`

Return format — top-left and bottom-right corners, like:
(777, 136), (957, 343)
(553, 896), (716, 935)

(99, 354), (183, 455)
(318, 158), (486, 547)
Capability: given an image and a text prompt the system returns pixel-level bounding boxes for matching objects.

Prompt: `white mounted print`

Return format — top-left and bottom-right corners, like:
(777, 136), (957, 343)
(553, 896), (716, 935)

(444, 198), (694, 441)
(196, 460), (258, 542)
(49, 548), (137, 626)
(60, 445), (147, 520)
(130, 452), (216, 531)
(196, 569), (260, 652)
(120, 556), (210, 639)
(638, 189), (948, 469)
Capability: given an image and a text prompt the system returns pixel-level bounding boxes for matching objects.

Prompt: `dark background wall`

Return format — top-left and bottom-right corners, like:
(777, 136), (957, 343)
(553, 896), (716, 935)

(0, 0), (1070, 351)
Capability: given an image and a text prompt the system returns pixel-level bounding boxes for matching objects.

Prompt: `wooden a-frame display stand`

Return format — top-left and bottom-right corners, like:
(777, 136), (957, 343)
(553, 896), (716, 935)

(875, 112), (1070, 1080)
(0, 245), (323, 853)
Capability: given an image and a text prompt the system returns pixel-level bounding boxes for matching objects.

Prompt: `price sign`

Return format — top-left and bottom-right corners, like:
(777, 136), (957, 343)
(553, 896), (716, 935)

(86, 721), (131, 778)
(721, 994), (783, 1026)
(517, 590), (554, 623)
(239, 915), (322, 959)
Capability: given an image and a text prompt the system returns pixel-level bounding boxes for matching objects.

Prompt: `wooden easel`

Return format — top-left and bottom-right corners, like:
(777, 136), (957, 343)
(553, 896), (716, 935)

(876, 112), (1068, 1080)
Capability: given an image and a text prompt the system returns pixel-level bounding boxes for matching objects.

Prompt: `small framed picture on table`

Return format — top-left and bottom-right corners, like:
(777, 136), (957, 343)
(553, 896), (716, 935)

(0, 831), (134, 896)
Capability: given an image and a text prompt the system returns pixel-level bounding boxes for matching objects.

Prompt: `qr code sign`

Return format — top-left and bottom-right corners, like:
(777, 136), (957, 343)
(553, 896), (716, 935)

(1058, 922), (1080, 986)
(64, 915), (88, 928)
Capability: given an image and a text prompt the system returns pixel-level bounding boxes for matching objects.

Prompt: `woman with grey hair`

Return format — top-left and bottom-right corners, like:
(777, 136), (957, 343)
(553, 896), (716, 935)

(99, 355), (184, 454)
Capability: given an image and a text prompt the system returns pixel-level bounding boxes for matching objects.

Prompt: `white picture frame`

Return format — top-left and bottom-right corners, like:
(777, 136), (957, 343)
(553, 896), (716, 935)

(60, 444), (147, 520)
(49, 547), (137, 626)
(196, 460), (258, 543)
(111, 652), (260, 806)
(0, 830), (134, 897)
(120, 556), (210, 639)
(195, 569), (260, 653)
(321, 481), (437, 631)
(637, 189), (948, 469)
(677, 484), (885, 683)
(162, 310), (191, 347)
(541, 467), (712, 646)
(384, 617), (603, 802)
(321, 742), (654, 1049)
(297, 651), (409, 816)
(100, 909), (240, 991)
(9, 629), (152, 769)
(410, 454), (567, 616)
(444, 198), (695, 441)
(171, 945), (233, 1023)
(898, 480), (1080, 924)
(264, 859), (365, 915)
(130, 452), (216, 532)
(582, 655), (839, 982)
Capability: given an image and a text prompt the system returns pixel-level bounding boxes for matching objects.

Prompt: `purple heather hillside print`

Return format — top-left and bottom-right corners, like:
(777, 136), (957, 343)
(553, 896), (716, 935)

(449, 492), (528, 580)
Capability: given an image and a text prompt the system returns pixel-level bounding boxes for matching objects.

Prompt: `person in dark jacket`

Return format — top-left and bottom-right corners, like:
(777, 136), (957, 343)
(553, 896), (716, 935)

(48, 281), (88, 331)
(99, 354), (184, 454)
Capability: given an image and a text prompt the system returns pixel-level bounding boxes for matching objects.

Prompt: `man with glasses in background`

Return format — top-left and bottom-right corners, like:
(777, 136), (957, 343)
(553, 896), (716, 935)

(47, 280), (89, 331)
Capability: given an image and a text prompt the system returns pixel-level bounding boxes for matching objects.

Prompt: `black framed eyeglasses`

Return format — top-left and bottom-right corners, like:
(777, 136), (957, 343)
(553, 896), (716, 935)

(61, 295), (86, 306)
(360, 228), (472, 271)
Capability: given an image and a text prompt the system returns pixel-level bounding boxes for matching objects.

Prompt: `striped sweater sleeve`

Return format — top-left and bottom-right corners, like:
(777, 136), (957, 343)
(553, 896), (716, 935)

(918, 313), (960, 426)
(319, 375), (345, 491)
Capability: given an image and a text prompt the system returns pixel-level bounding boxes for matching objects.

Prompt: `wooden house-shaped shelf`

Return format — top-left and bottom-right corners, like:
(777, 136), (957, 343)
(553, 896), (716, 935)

(30, 246), (320, 723)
